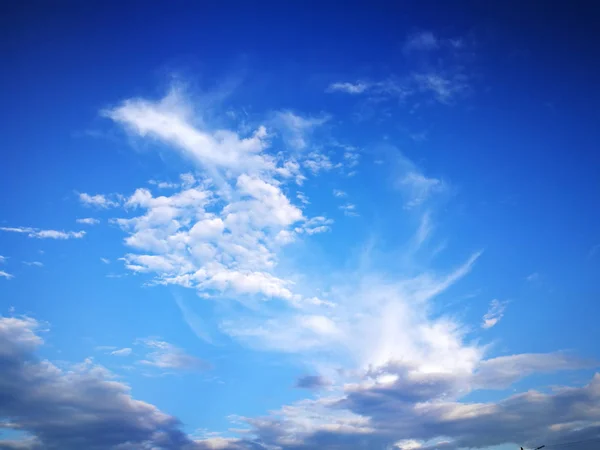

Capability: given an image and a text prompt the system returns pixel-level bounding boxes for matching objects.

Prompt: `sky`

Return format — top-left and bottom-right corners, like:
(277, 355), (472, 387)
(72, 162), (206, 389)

(1, 1), (600, 449)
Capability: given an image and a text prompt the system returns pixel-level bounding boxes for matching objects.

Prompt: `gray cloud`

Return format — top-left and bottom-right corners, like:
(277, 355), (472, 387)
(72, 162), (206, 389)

(0, 316), (198, 450)
(295, 375), (331, 390)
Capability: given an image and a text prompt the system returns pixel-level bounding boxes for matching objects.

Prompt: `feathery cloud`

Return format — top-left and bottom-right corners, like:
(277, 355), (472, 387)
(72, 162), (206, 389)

(481, 299), (508, 329)
(76, 217), (100, 225)
(0, 227), (85, 240)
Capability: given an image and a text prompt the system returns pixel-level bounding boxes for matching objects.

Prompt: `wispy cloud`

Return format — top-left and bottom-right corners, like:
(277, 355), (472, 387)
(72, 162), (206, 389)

(100, 257), (110, 264)
(0, 270), (14, 280)
(137, 338), (209, 372)
(326, 81), (370, 94)
(272, 110), (329, 149)
(0, 255), (6, 264)
(396, 163), (446, 208)
(339, 203), (359, 217)
(110, 347), (132, 357)
(78, 193), (120, 208)
(333, 189), (347, 198)
(296, 191), (310, 206)
(403, 30), (439, 53)
(0, 226), (85, 240)
(76, 217), (100, 225)
(23, 261), (43, 267)
(482, 299), (508, 329)
(526, 272), (540, 282)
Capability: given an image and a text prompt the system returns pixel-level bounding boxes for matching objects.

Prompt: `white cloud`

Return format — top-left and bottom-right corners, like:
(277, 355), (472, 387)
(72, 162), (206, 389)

(339, 203), (358, 217)
(23, 261), (43, 267)
(343, 151), (360, 168)
(105, 87), (271, 175)
(138, 339), (209, 372)
(76, 217), (100, 225)
(0, 270), (14, 280)
(0, 227), (85, 240)
(273, 110), (329, 149)
(481, 299), (508, 329)
(78, 193), (120, 208)
(326, 81), (370, 94)
(394, 154), (447, 208)
(333, 189), (347, 198)
(100, 257), (110, 264)
(103, 88), (334, 303)
(0, 255), (6, 264)
(110, 347), (132, 357)
(415, 212), (432, 247)
(303, 151), (339, 174)
(413, 73), (466, 104)
(296, 192), (310, 206)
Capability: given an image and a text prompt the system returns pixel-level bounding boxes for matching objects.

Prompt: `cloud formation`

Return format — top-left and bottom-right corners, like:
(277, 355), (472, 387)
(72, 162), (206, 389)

(0, 227), (85, 240)
(0, 270), (14, 280)
(76, 217), (100, 225)
(0, 316), (199, 450)
(138, 338), (210, 372)
(101, 88), (336, 303)
(481, 299), (508, 329)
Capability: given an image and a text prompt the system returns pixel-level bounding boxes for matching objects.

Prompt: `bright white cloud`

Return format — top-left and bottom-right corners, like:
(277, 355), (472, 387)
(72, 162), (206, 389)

(104, 89), (331, 303)
(0, 255), (6, 264)
(0, 226), (85, 240)
(105, 87), (272, 175)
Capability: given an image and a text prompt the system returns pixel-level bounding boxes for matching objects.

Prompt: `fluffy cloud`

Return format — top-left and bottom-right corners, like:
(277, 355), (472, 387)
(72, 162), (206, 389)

(103, 89), (332, 303)
(0, 316), (199, 450)
(93, 84), (600, 450)
(0, 227), (85, 240)
(78, 193), (120, 208)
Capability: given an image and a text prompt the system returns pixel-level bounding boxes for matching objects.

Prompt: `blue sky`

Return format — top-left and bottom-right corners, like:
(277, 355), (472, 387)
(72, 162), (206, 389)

(1, 2), (600, 449)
